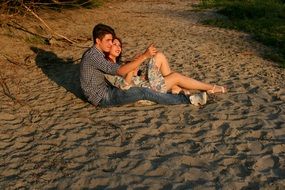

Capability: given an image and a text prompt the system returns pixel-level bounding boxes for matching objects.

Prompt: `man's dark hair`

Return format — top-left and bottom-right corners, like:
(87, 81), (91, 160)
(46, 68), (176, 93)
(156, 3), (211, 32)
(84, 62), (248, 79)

(92, 23), (115, 44)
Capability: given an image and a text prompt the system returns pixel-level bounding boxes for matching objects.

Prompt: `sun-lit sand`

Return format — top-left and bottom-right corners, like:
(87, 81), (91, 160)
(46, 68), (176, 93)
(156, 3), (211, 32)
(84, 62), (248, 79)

(0, 0), (284, 189)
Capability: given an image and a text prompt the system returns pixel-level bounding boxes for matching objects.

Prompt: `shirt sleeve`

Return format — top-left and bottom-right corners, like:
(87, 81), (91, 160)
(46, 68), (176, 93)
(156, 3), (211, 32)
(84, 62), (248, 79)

(91, 53), (120, 75)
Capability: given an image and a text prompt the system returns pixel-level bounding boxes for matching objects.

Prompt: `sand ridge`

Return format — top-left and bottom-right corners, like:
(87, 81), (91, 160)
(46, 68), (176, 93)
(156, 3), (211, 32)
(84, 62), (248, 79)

(0, 0), (284, 189)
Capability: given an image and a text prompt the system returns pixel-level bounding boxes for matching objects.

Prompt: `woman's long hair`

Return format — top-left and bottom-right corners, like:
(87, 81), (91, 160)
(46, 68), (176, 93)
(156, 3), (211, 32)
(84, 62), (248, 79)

(104, 36), (123, 64)
(114, 36), (122, 64)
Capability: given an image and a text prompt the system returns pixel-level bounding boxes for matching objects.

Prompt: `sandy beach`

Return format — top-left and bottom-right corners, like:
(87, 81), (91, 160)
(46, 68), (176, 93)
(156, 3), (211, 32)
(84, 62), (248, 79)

(0, 0), (285, 189)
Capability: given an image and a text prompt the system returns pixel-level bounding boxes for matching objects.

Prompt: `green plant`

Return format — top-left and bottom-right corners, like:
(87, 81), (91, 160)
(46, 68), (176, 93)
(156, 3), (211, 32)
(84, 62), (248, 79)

(198, 0), (285, 67)
(25, 34), (48, 45)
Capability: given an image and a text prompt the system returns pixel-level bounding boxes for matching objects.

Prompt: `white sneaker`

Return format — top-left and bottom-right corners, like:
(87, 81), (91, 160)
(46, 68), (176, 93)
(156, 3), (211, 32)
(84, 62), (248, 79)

(189, 92), (208, 106)
(135, 100), (156, 106)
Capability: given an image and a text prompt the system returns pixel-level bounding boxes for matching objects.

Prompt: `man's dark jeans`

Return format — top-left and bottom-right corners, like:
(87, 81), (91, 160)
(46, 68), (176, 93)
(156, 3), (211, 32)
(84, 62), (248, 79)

(99, 86), (190, 107)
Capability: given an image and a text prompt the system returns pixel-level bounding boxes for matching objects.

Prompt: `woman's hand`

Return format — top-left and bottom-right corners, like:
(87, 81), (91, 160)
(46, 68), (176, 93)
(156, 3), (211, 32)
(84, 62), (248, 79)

(143, 44), (157, 59)
(116, 44), (157, 76)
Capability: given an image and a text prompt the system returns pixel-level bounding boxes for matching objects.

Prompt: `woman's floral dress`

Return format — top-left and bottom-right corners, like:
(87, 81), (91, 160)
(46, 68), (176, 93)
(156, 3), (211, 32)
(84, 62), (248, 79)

(105, 58), (167, 93)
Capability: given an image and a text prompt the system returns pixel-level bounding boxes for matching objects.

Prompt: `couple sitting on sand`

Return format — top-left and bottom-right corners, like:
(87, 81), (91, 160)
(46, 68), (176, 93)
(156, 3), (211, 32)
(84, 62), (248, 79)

(79, 23), (226, 107)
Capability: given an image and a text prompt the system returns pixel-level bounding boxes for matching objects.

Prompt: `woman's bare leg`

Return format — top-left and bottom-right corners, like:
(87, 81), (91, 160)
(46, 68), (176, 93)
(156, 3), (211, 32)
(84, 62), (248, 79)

(164, 72), (226, 93)
(154, 52), (185, 93)
(154, 53), (226, 94)
(153, 52), (172, 76)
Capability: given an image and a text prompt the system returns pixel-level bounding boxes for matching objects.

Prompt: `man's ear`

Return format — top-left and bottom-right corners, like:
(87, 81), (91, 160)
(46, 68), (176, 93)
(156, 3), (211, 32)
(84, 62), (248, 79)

(95, 38), (101, 44)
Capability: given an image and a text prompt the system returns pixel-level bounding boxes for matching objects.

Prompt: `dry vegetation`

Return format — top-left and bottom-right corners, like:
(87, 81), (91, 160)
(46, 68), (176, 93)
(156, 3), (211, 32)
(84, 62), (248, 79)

(0, 0), (99, 47)
(0, 0), (102, 14)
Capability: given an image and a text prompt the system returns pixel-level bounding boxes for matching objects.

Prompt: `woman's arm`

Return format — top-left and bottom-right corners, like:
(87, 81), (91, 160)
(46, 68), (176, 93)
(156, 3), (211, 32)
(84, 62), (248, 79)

(123, 63), (142, 84)
(124, 70), (135, 84)
(116, 44), (157, 77)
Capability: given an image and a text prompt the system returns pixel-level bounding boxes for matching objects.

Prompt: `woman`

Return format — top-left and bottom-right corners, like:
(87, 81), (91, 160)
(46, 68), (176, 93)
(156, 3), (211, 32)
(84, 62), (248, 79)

(106, 37), (227, 96)
(105, 38), (165, 92)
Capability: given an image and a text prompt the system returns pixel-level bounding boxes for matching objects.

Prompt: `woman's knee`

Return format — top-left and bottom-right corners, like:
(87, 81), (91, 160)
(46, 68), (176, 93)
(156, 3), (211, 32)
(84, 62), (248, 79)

(155, 52), (165, 59)
(169, 72), (181, 78)
(154, 52), (166, 63)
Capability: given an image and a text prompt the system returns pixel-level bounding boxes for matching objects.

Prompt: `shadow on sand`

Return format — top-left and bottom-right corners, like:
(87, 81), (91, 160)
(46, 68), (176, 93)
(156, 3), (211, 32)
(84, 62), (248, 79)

(31, 46), (86, 101)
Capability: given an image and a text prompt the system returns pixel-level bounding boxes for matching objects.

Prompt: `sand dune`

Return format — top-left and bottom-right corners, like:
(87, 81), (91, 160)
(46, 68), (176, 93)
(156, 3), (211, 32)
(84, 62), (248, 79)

(0, 0), (284, 189)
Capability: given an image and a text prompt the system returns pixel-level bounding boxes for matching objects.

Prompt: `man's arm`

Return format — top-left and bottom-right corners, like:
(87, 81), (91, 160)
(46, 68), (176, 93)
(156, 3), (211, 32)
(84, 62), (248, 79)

(116, 44), (157, 77)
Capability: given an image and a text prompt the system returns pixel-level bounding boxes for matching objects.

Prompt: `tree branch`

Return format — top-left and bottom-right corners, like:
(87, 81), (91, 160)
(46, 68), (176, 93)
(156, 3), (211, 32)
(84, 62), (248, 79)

(21, 2), (88, 47)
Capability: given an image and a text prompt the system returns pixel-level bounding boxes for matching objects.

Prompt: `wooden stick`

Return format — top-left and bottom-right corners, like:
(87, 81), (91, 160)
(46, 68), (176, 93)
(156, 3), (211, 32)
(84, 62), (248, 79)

(8, 21), (50, 40)
(0, 53), (26, 67)
(0, 75), (17, 102)
(22, 3), (76, 44)
(0, 74), (27, 106)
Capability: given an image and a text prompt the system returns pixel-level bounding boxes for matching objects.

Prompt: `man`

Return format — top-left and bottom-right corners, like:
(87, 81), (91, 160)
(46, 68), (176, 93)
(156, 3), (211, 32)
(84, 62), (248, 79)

(80, 23), (205, 107)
